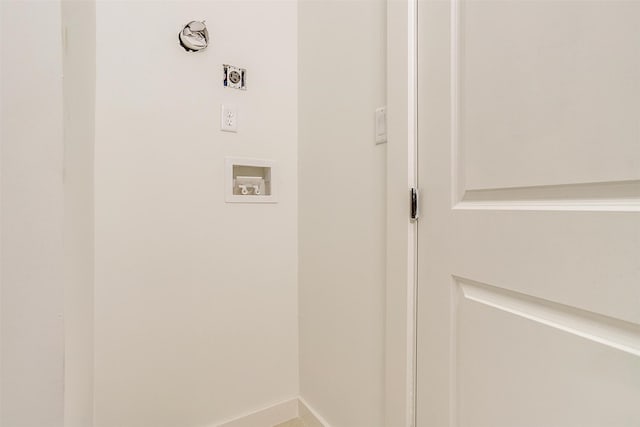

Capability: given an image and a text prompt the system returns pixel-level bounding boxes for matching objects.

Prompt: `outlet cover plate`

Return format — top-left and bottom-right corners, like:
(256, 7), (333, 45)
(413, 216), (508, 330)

(221, 104), (238, 132)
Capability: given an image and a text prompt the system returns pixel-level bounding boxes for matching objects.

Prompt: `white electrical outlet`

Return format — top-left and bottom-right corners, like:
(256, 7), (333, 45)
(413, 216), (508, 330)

(221, 104), (238, 132)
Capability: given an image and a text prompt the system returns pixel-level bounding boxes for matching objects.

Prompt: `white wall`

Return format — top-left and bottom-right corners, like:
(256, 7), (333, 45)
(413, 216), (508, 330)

(0, 1), (66, 426)
(93, 1), (299, 426)
(298, 1), (387, 426)
(1, 2), (390, 425)
(61, 1), (96, 425)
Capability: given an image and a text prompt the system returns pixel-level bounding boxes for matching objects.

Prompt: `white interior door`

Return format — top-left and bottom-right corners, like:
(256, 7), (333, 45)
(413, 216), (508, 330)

(416, 1), (640, 426)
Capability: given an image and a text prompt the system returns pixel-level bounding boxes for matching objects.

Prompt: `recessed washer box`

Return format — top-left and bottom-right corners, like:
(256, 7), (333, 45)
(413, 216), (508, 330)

(225, 157), (277, 203)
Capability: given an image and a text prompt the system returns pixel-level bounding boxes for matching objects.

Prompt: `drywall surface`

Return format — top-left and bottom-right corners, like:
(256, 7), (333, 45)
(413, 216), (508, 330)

(62, 1), (96, 425)
(0, 1), (65, 426)
(298, 1), (387, 426)
(93, 2), (298, 426)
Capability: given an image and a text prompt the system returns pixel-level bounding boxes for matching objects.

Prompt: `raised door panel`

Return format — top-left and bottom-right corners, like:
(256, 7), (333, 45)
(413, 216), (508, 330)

(456, 278), (640, 427)
(457, 1), (640, 192)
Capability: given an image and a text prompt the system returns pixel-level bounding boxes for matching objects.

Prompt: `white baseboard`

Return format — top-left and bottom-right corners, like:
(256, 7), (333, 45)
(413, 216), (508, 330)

(298, 397), (331, 427)
(216, 396), (331, 427)
(217, 398), (298, 427)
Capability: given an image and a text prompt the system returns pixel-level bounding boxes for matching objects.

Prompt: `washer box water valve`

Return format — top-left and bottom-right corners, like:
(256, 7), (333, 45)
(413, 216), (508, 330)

(235, 176), (265, 195)
(225, 157), (277, 203)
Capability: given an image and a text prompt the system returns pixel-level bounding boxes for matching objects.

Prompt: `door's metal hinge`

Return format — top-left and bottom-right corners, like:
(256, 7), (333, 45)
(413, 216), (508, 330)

(410, 187), (419, 222)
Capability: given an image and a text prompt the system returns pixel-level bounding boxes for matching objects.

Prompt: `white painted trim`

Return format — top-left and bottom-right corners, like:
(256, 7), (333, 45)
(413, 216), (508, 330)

(215, 398), (298, 427)
(214, 397), (331, 427)
(298, 397), (331, 427)
(407, 1), (419, 426)
(386, 0), (418, 426)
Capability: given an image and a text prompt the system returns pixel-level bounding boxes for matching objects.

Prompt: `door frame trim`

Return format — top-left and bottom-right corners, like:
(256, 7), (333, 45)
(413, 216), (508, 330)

(386, 0), (418, 425)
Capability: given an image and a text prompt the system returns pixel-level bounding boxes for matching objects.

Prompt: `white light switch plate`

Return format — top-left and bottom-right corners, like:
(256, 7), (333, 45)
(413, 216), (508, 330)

(375, 106), (387, 144)
(221, 104), (238, 132)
